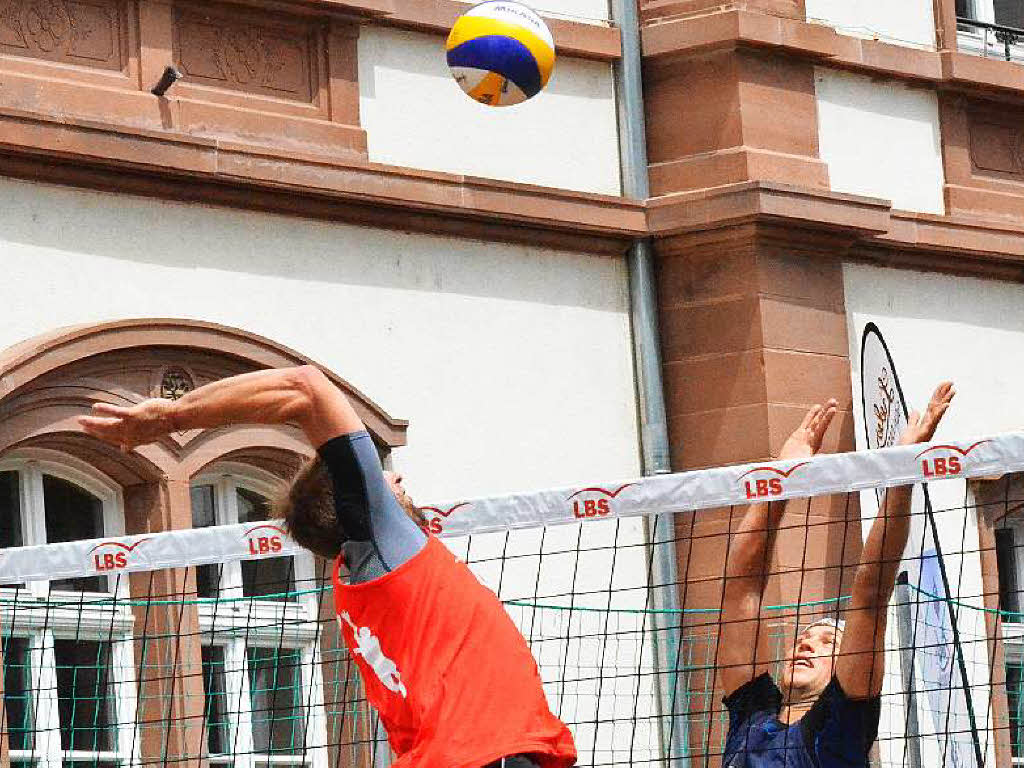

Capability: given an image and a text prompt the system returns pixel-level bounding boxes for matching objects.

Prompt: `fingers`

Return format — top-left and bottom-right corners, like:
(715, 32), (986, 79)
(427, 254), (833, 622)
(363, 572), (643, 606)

(812, 399), (838, 437)
(798, 403), (821, 432)
(90, 402), (132, 417)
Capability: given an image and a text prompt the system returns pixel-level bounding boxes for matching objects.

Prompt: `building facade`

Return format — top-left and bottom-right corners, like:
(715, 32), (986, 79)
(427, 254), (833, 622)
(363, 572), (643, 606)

(0, 0), (1023, 766)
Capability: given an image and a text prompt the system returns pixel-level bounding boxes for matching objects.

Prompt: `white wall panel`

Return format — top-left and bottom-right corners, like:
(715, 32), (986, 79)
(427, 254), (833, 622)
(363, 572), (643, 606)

(359, 26), (621, 195)
(0, 177), (639, 500)
(844, 262), (1024, 768)
(805, 0), (936, 48)
(815, 68), (945, 214)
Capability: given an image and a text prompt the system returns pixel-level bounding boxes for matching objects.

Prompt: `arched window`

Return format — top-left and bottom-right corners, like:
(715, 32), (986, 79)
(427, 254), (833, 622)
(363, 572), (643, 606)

(190, 465), (325, 767)
(0, 452), (137, 768)
(0, 319), (407, 768)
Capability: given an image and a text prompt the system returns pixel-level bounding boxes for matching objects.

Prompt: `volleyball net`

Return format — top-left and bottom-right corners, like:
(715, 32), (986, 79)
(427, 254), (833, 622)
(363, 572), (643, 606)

(3, 434), (1024, 767)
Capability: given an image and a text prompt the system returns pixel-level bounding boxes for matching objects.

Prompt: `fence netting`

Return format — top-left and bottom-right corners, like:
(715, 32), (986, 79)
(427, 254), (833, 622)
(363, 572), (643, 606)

(3, 434), (1024, 767)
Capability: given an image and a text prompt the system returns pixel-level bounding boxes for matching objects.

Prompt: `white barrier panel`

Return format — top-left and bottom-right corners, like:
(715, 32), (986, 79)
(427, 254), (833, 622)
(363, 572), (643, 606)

(1, 432), (1021, 584)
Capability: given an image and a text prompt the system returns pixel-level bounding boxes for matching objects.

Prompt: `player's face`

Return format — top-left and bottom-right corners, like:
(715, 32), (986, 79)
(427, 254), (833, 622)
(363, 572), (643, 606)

(780, 625), (841, 699)
(384, 471), (424, 527)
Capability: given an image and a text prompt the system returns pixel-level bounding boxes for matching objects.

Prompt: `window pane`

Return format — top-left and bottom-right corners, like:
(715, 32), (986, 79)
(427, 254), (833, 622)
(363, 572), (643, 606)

(996, 528), (1022, 615)
(54, 639), (116, 752)
(0, 471), (22, 549)
(994, 0), (1024, 28)
(3, 637), (33, 751)
(201, 646), (230, 756)
(956, 0), (974, 19)
(191, 485), (219, 598)
(44, 476), (106, 593)
(1010, 663), (1024, 757)
(247, 647), (305, 755)
(238, 488), (295, 600)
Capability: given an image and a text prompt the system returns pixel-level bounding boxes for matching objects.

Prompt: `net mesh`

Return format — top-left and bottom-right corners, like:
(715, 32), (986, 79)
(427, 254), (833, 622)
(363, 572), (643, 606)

(3, 444), (1024, 767)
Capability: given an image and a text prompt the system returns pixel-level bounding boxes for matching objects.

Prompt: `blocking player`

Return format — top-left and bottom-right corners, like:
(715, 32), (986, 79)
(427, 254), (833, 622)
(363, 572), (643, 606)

(717, 383), (954, 767)
(79, 365), (577, 768)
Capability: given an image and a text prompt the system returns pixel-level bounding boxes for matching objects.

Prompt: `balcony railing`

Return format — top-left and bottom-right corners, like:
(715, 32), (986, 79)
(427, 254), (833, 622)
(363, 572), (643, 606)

(957, 16), (1024, 61)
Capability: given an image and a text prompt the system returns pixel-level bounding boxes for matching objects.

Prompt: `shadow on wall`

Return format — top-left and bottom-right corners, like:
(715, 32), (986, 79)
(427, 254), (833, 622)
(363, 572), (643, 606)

(0, 174), (627, 312)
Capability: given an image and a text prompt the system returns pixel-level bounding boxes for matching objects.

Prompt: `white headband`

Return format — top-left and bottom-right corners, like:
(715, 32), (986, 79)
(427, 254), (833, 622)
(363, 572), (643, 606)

(800, 618), (846, 637)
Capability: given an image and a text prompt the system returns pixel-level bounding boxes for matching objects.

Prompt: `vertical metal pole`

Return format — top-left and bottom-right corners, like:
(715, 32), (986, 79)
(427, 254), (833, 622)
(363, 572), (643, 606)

(609, 0), (688, 763)
(895, 574), (923, 768)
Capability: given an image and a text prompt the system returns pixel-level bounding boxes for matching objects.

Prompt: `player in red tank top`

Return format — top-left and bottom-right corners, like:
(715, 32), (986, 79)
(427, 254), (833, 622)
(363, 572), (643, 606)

(79, 364), (578, 768)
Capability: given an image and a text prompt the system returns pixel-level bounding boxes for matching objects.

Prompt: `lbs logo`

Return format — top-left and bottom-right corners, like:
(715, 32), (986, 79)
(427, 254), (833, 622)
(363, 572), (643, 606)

(916, 441), (989, 479)
(739, 462), (809, 500)
(244, 524), (286, 556)
(568, 484), (635, 519)
(418, 503), (472, 535)
(89, 539), (150, 572)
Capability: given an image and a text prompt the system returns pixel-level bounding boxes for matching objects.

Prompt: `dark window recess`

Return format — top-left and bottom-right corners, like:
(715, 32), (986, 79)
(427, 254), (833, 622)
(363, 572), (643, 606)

(44, 475), (106, 593)
(248, 647), (305, 755)
(54, 639), (116, 753)
(201, 645), (230, 756)
(957, 0), (974, 19)
(996, 527), (1021, 615)
(0, 471), (22, 549)
(238, 488), (295, 600)
(191, 485), (219, 598)
(995, 0), (1024, 29)
(3, 636), (33, 752)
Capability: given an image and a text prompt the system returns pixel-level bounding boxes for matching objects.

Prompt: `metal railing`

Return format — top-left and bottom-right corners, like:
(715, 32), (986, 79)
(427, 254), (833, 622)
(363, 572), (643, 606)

(957, 16), (1024, 61)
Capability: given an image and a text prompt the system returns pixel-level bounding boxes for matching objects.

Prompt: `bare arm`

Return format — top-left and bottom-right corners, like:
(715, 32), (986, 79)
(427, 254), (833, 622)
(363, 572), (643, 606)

(79, 365), (361, 450)
(836, 382), (955, 700)
(718, 400), (837, 696)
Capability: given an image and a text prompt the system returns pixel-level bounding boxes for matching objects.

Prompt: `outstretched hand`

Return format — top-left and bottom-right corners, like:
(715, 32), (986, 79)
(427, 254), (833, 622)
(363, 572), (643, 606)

(898, 381), (955, 446)
(78, 399), (175, 452)
(779, 399), (838, 460)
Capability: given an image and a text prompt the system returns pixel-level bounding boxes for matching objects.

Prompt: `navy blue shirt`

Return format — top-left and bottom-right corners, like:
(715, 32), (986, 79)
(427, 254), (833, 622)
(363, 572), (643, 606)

(722, 673), (880, 768)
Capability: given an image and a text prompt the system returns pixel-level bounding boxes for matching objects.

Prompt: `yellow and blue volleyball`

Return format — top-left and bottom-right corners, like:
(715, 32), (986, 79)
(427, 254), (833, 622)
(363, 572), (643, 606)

(446, 2), (555, 107)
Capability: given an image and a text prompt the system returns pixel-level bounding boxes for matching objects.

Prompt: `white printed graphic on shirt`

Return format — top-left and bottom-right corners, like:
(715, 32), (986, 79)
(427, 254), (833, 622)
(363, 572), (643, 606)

(338, 612), (408, 699)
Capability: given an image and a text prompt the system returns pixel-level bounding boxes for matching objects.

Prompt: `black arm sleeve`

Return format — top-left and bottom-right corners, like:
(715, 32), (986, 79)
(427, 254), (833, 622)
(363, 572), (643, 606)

(317, 431), (426, 572)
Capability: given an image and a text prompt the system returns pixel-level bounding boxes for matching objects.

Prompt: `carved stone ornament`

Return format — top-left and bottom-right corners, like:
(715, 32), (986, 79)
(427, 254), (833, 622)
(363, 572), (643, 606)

(175, 9), (311, 101)
(0, 0), (117, 66)
(159, 367), (195, 401)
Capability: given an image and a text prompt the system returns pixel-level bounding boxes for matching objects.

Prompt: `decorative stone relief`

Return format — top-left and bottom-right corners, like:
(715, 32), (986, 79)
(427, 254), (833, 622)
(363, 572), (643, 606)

(174, 7), (314, 102)
(158, 367), (195, 401)
(0, 0), (121, 69)
(969, 117), (1024, 179)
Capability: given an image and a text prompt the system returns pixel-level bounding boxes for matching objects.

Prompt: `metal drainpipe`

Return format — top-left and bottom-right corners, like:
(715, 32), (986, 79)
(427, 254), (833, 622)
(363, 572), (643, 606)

(608, 0), (688, 764)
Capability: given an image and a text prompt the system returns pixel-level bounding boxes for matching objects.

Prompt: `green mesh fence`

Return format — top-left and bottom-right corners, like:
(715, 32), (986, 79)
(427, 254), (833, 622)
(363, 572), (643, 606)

(3, 479), (1024, 768)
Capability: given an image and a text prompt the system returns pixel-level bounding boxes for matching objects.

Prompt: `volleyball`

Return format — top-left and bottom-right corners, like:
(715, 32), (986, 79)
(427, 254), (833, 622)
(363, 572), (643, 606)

(446, 1), (555, 107)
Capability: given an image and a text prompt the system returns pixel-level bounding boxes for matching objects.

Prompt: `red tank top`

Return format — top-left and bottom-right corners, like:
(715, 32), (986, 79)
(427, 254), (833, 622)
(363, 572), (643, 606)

(333, 536), (577, 768)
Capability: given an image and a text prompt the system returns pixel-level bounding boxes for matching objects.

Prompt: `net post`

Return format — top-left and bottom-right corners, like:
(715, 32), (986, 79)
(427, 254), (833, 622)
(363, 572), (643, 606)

(895, 570), (923, 768)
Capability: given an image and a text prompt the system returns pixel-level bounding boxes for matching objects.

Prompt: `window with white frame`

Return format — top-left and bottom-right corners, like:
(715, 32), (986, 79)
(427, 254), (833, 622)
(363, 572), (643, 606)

(994, 480), (1024, 765)
(957, 0), (1024, 61)
(190, 466), (327, 768)
(0, 453), (138, 768)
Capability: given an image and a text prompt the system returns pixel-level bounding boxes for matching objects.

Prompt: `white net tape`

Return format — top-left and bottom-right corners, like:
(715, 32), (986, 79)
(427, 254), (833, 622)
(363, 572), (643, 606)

(2, 432), (1022, 584)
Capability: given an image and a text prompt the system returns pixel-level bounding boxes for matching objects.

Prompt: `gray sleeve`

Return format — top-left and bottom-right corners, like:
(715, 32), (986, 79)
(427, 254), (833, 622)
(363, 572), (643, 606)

(317, 432), (426, 578)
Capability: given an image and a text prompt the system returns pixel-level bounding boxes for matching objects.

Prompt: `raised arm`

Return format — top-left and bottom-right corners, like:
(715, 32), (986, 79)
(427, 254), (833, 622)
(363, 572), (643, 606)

(79, 365), (361, 450)
(836, 382), (955, 700)
(718, 400), (837, 696)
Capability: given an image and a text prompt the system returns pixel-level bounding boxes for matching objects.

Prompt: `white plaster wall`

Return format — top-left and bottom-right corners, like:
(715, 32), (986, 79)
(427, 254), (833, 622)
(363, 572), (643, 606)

(532, 0), (610, 22)
(815, 68), (946, 215)
(805, 0), (936, 48)
(358, 26), (621, 195)
(0, 175), (651, 763)
(0, 176), (639, 499)
(843, 262), (1024, 768)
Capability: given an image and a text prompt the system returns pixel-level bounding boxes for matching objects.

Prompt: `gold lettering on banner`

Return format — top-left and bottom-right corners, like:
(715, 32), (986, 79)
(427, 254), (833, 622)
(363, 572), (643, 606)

(873, 366), (900, 449)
